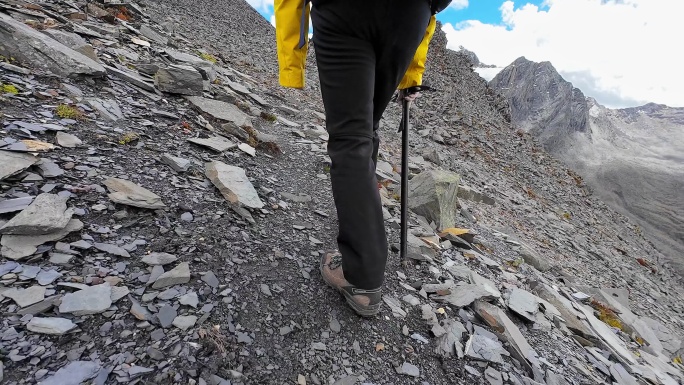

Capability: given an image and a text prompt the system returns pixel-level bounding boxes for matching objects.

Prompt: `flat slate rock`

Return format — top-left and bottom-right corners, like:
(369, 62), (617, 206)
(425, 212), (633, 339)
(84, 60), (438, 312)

(59, 284), (112, 316)
(27, 317), (76, 335)
(3, 285), (46, 307)
(161, 154), (191, 172)
(104, 178), (166, 209)
(103, 65), (155, 92)
(0, 13), (105, 77)
(141, 252), (178, 265)
(156, 64), (203, 95)
(86, 98), (125, 121)
(39, 360), (102, 385)
(188, 137), (236, 152)
(0, 196), (34, 214)
(0, 193), (73, 235)
(55, 132), (82, 148)
(432, 283), (498, 308)
(508, 288), (541, 323)
(205, 161), (264, 209)
(152, 262), (191, 289)
(93, 242), (131, 258)
(186, 96), (251, 128)
(0, 151), (39, 181)
(1, 219), (84, 260)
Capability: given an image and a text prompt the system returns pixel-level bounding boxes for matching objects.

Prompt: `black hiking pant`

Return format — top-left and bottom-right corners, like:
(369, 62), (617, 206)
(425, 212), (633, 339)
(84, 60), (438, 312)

(311, 0), (431, 289)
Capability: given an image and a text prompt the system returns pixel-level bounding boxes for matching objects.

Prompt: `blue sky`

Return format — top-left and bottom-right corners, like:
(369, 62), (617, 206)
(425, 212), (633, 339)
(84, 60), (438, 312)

(248, 0), (547, 27)
(246, 0), (683, 108)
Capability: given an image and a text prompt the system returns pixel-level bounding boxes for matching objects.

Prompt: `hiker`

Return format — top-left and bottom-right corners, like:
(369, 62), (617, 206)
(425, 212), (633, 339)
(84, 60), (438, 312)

(274, 0), (449, 316)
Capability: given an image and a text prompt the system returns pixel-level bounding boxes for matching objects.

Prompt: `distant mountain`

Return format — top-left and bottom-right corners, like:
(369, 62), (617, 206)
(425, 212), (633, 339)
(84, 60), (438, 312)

(489, 57), (589, 152)
(490, 57), (684, 274)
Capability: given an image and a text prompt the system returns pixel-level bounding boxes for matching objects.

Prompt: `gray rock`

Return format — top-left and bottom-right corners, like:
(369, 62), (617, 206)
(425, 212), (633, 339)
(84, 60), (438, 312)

(0, 218), (80, 259)
(156, 64), (203, 95)
(104, 178), (166, 209)
(457, 185), (495, 205)
(202, 271), (220, 288)
(158, 305), (177, 328)
(103, 65), (155, 92)
(56, 132), (82, 148)
(173, 315), (197, 330)
(186, 96), (251, 128)
(508, 288), (540, 323)
(37, 159), (64, 178)
(19, 265), (40, 280)
(85, 98), (124, 121)
(141, 252), (178, 266)
(179, 292), (199, 308)
(59, 284), (112, 315)
(205, 161), (265, 209)
(227, 80), (250, 95)
(130, 299), (153, 321)
(161, 154), (191, 172)
(27, 317), (76, 335)
(532, 284), (594, 338)
(517, 243), (552, 272)
(188, 137), (236, 152)
(312, 342), (327, 351)
(435, 319), (467, 358)
(432, 283), (498, 308)
(93, 242), (131, 258)
(465, 334), (508, 364)
(609, 363), (638, 385)
(41, 29), (97, 61)
(36, 269), (62, 285)
(469, 271), (502, 299)
(152, 262), (191, 289)
(0, 13), (105, 77)
(39, 361), (102, 385)
(181, 212), (194, 222)
(140, 25), (168, 45)
(3, 285), (46, 307)
(473, 301), (539, 371)
(397, 362), (420, 377)
(408, 169), (460, 230)
(128, 365), (154, 379)
(0, 196), (34, 214)
(485, 367), (504, 385)
(110, 286), (130, 303)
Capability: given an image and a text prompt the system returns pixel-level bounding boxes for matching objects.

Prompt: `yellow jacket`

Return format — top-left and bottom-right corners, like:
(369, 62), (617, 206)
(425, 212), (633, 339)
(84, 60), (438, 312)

(274, 0), (436, 89)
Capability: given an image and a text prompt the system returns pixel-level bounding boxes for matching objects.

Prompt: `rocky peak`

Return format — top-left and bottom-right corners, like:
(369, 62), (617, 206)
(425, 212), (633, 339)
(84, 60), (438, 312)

(489, 56), (589, 151)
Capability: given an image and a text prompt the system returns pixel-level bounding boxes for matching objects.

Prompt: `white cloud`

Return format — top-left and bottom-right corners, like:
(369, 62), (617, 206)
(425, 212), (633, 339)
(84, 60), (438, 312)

(442, 0), (684, 108)
(245, 0), (274, 13)
(449, 0), (469, 10)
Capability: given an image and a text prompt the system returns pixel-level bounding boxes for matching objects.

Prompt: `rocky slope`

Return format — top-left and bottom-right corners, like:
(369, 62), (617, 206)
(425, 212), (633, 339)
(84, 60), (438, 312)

(0, 0), (683, 384)
(490, 57), (684, 276)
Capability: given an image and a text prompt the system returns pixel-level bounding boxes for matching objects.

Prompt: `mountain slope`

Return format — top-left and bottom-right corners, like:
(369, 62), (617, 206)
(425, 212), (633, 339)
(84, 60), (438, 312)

(489, 57), (589, 152)
(490, 58), (684, 274)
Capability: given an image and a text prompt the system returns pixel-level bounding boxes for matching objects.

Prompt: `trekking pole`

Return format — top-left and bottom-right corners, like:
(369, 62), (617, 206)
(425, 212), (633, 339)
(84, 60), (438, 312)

(398, 85), (435, 265)
(400, 93), (411, 265)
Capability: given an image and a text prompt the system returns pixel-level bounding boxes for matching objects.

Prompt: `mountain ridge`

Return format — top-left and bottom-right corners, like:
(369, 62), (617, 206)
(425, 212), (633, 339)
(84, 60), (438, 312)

(490, 56), (684, 275)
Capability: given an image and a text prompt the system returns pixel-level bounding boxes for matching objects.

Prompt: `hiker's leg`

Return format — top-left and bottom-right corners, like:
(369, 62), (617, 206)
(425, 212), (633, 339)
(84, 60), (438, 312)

(372, 0), (431, 125)
(311, 1), (387, 290)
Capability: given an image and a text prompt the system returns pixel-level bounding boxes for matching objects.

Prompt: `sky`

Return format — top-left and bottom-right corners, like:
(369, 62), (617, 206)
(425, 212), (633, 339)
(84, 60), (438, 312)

(246, 0), (683, 108)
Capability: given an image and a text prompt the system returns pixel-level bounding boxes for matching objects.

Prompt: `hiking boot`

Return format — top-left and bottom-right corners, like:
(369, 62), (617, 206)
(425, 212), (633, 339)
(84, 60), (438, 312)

(320, 250), (382, 317)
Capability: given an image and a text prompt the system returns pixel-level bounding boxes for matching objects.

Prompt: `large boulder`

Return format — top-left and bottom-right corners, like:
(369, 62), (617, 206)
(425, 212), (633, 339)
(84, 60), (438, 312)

(0, 13), (105, 77)
(408, 169), (460, 230)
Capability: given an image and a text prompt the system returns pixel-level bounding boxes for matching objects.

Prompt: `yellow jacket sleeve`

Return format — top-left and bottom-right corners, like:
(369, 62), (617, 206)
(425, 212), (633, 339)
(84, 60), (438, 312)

(274, 0), (310, 89)
(398, 15), (436, 89)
